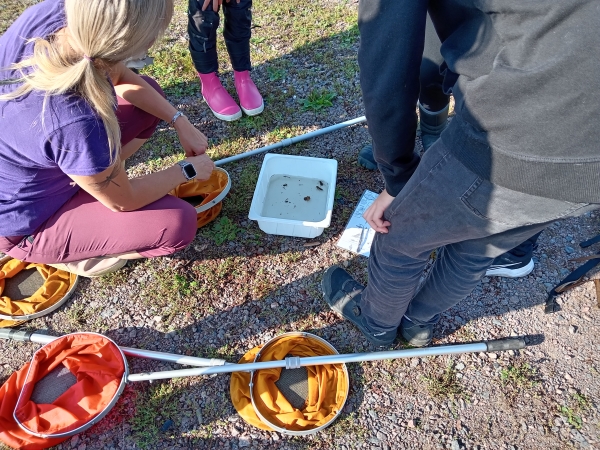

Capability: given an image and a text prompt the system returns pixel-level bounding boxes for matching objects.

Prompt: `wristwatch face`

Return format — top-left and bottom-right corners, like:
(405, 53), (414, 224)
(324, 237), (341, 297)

(182, 163), (197, 179)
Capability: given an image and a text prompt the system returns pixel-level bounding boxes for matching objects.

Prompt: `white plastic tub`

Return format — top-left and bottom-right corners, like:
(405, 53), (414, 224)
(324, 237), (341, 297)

(248, 154), (338, 238)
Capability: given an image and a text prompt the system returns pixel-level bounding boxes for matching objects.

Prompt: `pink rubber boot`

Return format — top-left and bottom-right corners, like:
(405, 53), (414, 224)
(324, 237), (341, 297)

(198, 72), (241, 121)
(234, 70), (264, 116)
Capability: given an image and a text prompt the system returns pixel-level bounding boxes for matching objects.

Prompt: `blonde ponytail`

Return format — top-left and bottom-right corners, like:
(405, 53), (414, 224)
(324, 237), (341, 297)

(1, 0), (174, 163)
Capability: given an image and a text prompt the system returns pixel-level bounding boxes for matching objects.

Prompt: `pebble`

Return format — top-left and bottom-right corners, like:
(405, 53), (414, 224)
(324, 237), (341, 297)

(455, 362), (465, 371)
(451, 439), (461, 450)
(565, 246), (575, 254)
(569, 325), (577, 334)
(238, 436), (251, 448)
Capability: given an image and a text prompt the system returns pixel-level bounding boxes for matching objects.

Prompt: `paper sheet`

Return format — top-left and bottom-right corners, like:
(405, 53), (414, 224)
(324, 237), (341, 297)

(336, 190), (378, 257)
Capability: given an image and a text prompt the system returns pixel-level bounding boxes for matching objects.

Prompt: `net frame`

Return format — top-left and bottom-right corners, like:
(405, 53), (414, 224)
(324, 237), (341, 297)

(12, 332), (129, 439)
(249, 332), (349, 436)
(0, 255), (80, 323)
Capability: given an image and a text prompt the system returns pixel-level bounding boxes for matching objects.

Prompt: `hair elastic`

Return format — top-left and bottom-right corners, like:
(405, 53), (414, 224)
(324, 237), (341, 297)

(83, 55), (94, 62)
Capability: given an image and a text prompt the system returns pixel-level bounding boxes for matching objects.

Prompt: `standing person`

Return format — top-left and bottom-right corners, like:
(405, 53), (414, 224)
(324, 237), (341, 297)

(188, 0), (264, 121)
(322, 0), (600, 348)
(358, 12), (541, 279)
(0, 0), (215, 277)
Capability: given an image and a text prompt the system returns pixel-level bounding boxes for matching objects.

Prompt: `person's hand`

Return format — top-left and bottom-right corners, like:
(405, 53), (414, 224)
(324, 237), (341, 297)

(174, 116), (208, 156)
(184, 154), (215, 180)
(363, 190), (395, 233)
(202, 0), (222, 11)
(201, 0), (239, 11)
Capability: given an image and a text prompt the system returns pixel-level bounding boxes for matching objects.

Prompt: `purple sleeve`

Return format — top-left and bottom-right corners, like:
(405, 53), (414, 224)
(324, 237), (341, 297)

(45, 118), (114, 176)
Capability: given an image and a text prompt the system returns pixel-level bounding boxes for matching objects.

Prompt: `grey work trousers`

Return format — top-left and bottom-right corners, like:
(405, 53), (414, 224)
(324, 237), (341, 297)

(361, 139), (597, 333)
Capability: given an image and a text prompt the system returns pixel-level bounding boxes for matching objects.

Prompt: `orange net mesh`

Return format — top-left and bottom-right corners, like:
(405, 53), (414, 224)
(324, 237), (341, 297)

(0, 333), (125, 449)
(230, 335), (348, 432)
(0, 258), (77, 328)
(169, 169), (229, 228)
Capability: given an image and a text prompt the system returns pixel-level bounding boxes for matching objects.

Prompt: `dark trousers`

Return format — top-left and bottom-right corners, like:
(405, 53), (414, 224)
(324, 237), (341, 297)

(361, 140), (596, 333)
(188, 0), (252, 74)
(419, 13), (449, 112)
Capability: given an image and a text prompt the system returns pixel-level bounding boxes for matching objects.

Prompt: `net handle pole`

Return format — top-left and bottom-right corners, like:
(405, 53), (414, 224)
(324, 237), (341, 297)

(0, 328), (229, 367)
(127, 338), (526, 381)
(214, 116), (367, 166)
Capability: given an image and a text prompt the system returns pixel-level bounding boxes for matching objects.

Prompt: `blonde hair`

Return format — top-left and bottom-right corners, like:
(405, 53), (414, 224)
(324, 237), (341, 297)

(1, 0), (174, 162)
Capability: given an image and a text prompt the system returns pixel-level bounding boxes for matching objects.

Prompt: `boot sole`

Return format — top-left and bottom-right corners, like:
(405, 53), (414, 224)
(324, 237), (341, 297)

(485, 259), (534, 278)
(241, 101), (264, 116)
(203, 97), (242, 121)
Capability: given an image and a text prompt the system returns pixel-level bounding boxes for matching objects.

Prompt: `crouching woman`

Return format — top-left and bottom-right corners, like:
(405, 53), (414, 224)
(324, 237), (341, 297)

(0, 0), (214, 276)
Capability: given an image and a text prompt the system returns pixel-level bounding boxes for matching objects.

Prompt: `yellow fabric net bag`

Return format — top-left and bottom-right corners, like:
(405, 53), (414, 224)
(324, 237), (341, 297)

(169, 168), (231, 228)
(0, 257), (78, 328)
(230, 333), (349, 434)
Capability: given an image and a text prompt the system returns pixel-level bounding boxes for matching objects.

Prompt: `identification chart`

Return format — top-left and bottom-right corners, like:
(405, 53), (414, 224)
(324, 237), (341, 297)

(336, 190), (377, 257)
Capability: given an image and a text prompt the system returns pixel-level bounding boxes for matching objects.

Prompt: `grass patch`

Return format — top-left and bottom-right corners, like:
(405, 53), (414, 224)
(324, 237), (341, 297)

(500, 362), (539, 389)
(422, 362), (464, 399)
(559, 405), (583, 429)
(201, 217), (243, 245)
(300, 89), (337, 112)
(130, 381), (181, 449)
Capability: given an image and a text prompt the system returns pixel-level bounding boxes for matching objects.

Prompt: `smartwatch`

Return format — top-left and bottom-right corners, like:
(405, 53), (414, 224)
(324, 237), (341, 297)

(178, 161), (197, 180)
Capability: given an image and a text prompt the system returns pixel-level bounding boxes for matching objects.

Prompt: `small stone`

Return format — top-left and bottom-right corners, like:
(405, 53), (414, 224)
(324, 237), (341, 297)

(488, 353), (497, 359)
(368, 409), (378, 419)
(272, 432), (280, 441)
(161, 419), (174, 432)
(565, 246), (575, 254)
(342, 260), (350, 268)
(411, 358), (420, 368)
(407, 419), (416, 428)
(451, 439), (461, 450)
(238, 436), (251, 448)
(271, 302), (278, 309)
(569, 325), (577, 334)
(455, 362), (465, 371)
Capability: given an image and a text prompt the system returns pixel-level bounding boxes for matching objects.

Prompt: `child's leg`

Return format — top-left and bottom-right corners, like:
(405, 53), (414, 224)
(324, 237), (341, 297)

(187, 0), (220, 74)
(188, 0), (241, 120)
(222, 0), (252, 72)
(225, 0), (263, 115)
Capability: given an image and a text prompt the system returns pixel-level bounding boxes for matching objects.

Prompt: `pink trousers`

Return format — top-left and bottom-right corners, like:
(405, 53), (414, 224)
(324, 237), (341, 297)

(0, 77), (197, 263)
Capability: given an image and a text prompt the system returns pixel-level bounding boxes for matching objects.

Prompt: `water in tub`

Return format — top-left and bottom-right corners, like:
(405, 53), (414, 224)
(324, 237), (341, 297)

(261, 175), (329, 222)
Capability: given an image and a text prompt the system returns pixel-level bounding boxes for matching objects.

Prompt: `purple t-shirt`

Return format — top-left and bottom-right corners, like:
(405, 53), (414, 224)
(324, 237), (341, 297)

(0, 0), (112, 236)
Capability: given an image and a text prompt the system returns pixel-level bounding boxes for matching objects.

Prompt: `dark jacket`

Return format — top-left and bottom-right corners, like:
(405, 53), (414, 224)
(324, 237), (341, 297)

(359, 0), (600, 203)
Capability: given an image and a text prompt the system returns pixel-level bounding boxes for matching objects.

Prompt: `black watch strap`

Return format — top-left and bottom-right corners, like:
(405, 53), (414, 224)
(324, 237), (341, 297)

(178, 161), (197, 180)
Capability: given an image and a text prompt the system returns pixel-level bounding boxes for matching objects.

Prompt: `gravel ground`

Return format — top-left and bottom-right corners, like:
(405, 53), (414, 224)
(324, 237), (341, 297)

(1, 1), (600, 449)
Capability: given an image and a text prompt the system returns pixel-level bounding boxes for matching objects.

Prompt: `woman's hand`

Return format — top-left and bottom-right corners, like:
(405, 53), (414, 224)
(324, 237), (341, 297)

(174, 116), (208, 156)
(363, 190), (395, 233)
(184, 153), (215, 180)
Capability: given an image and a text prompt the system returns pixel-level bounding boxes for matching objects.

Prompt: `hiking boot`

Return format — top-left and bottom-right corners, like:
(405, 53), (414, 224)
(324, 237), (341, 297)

(419, 103), (449, 152)
(399, 316), (433, 347)
(357, 144), (378, 170)
(234, 70), (264, 116)
(485, 253), (534, 278)
(48, 258), (127, 278)
(198, 72), (242, 121)
(321, 265), (397, 348)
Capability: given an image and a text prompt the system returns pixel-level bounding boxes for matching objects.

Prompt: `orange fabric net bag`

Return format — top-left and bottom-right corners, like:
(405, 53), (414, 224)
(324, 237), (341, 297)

(0, 333), (126, 449)
(169, 168), (231, 228)
(230, 334), (349, 434)
(0, 258), (78, 328)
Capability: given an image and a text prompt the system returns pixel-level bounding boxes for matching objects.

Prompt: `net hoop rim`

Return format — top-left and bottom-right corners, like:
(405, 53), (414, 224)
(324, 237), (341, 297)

(194, 167), (231, 213)
(13, 332), (129, 439)
(249, 331), (349, 436)
(0, 255), (80, 321)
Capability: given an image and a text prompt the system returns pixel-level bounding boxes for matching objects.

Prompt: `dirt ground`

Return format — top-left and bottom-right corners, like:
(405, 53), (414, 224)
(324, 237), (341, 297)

(1, 1), (599, 449)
